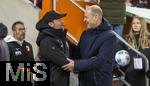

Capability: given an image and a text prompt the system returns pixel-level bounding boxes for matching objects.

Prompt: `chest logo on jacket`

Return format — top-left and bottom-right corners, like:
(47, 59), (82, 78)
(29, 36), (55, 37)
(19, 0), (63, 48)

(15, 48), (22, 56)
(51, 46), (56, 50)
(26, 45), (30, 52)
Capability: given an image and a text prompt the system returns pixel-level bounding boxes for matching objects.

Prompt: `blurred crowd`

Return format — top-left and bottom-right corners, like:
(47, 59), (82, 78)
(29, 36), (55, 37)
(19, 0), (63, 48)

(125, 0), (150, 8)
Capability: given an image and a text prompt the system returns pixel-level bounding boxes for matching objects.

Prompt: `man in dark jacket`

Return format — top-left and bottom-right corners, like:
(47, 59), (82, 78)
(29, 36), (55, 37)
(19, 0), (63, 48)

(62, 5), (117, 86)
(5, 21), (34, 61)
(4, 21), (34, 86)
(36, 10), (69, 86)
(0, 23), (10, 61)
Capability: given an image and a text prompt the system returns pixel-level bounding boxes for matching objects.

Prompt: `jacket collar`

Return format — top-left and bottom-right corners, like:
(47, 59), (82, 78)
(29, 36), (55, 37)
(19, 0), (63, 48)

(87, 18), (111, 33)
(41, 27), (67, 39)
(4, 35), (24, 46)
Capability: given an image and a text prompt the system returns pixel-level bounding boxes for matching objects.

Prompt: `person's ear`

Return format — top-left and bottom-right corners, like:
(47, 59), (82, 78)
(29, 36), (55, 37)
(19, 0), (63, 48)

(48, 22), (54, 27)
(94, 13), (99, 21)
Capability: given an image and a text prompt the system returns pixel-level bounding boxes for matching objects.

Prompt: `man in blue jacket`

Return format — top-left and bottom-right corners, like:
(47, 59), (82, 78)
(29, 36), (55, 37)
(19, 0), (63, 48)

(62, 5), (117, 86)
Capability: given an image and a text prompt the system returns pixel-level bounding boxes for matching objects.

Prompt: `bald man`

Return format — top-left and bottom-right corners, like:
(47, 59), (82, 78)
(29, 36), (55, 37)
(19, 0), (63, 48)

(62, 5), (117, 86)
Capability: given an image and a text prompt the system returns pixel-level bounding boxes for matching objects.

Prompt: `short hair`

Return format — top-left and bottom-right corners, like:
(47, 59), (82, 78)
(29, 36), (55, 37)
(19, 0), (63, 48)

(86, 5), (103, 16)
(12, 21), (24, 31)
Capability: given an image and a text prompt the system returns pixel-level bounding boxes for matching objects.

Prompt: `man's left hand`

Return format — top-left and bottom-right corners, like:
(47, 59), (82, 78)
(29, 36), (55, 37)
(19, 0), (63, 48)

(62, 58), (74, 72)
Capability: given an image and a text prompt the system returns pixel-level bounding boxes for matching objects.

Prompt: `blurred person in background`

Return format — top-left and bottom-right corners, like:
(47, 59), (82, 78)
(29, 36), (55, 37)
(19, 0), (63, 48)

(6, 21), (34, 61)
(123, 16), (150, 86)
(100, 0), (126, 36)
(0, 23), (10, 61)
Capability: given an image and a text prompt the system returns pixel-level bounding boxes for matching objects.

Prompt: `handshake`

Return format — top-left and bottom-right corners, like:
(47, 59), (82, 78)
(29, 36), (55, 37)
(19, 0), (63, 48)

(62, 58), (75, 72)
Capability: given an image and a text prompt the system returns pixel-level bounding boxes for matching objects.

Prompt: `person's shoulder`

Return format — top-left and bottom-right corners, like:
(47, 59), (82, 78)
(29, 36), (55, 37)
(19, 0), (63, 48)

(80, 30), (87, 36)
(7, 41), (17, 46)
(105, 30), (116, 37)
(97, 30), (116, 41)
(23, 41), (32, 47)
(42, 36), (56, 42)
(24, 40), (30, 44)
(40, 36), (59, 46)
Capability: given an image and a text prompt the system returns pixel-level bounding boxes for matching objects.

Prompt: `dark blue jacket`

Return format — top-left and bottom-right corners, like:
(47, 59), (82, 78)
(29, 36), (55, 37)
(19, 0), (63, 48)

(74, 18), (117, 86)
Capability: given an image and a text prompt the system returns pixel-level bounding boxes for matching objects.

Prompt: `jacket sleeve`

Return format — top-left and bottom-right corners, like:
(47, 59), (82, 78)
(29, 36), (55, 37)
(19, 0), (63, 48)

(40, 37), (69, 66)
(74, 36), (116, 71)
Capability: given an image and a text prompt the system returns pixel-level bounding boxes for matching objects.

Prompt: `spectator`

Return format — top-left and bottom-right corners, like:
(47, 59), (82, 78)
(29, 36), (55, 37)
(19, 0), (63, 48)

(123, 16), (150, 86)
(6, 21), (34, 61)
(0, 23), (10, 61)
(100, 0), (126, 36)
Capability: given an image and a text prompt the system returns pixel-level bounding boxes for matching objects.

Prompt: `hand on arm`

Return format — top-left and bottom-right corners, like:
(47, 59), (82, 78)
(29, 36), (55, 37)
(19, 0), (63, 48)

(62, 58), (75, 72)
